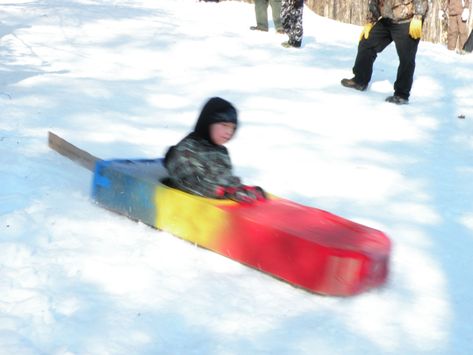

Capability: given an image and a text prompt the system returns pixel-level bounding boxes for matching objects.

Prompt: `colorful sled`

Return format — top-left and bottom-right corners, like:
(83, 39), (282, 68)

(49, 132), (391, 296)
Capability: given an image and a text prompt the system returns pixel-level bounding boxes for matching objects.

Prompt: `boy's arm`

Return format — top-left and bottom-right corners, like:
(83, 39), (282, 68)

(166, 145), (240, 199)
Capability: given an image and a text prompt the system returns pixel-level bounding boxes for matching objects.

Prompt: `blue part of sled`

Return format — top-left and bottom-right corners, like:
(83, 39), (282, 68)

(91, 158), (168, 226)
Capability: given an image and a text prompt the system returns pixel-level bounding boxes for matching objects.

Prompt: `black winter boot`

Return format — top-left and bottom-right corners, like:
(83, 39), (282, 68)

(250, 26), (268, 32)
(385, 95), (409, 105)
(341, 78), (367, 91)
(281, 40), (301, 48)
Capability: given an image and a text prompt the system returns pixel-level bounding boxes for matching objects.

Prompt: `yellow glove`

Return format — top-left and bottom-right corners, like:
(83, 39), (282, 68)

(359, 23), (373, 41)
(409, 16), (423, 40)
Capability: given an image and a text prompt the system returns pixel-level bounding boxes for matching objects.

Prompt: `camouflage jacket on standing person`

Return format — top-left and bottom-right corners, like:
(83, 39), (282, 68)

(367, 0), (429, 23)
(164, 133), (242, 199)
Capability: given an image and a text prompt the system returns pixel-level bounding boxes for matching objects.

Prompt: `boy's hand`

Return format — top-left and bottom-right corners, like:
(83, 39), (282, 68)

(216, 185), (267, 204)
(242, 185), (267, 201)
(227, 187), (255, 204)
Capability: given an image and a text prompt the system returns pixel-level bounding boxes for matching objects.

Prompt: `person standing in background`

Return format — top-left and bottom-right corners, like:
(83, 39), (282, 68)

(250, 0), (283, 33)
(341, 0), (429, 105)
(443, 0), (470, 52)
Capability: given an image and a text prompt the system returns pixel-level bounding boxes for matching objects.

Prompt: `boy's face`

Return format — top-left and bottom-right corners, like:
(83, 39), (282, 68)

(210, 122), (236, 145)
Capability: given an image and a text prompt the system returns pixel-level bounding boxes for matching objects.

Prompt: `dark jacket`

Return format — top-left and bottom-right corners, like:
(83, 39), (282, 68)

(164, 97), (242, 198)
(368, 0), (429, 23)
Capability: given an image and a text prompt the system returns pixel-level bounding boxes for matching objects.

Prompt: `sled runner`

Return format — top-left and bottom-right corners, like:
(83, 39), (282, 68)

(48, 131), (391, 296)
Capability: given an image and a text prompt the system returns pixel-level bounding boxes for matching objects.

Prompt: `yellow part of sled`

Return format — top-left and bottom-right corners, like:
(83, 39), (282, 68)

(155, 184), (234, 249)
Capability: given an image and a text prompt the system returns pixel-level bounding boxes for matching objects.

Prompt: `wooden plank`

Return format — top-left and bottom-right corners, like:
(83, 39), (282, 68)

(48, 131), (101, 171)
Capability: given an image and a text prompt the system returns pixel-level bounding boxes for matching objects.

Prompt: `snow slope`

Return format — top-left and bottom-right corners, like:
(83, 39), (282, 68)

(1, 0), (473, 354)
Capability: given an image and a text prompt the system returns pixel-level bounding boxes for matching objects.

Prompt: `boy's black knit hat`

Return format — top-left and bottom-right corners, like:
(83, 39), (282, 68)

(193, 97), (238, 142)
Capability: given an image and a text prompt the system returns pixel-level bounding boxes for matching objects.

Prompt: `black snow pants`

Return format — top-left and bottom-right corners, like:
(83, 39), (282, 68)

(352, 18), (420, 100)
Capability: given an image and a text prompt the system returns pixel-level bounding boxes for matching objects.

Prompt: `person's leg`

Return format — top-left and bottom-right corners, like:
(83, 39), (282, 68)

(282, 0), (303, 47)
(269, 0), (282, 31)
(447, 15), (459, 50)
(289, 0), (303, 46)
(281, 0), (290, 32)
(254, 0), (269, 30)
(352, 20), (392, 86)
(391, 21), (419, 100)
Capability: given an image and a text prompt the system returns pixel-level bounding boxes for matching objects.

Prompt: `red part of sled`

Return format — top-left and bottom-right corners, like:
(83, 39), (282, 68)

(218, 198), (390, 296)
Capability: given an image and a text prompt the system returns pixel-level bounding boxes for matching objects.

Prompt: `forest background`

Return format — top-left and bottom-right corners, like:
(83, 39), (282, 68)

(237, 0), (473, 47)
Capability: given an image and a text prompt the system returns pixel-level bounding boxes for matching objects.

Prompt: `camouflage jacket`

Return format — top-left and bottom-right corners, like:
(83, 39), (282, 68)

(368, 0), (429, 23)
(164, 133), (242, 198)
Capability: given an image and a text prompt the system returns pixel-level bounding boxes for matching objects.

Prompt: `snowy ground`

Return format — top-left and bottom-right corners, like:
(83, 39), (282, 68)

(1, 0), (473, 354)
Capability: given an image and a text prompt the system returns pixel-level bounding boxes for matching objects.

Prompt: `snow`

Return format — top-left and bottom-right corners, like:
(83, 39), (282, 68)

(1, 0), (473, 354)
